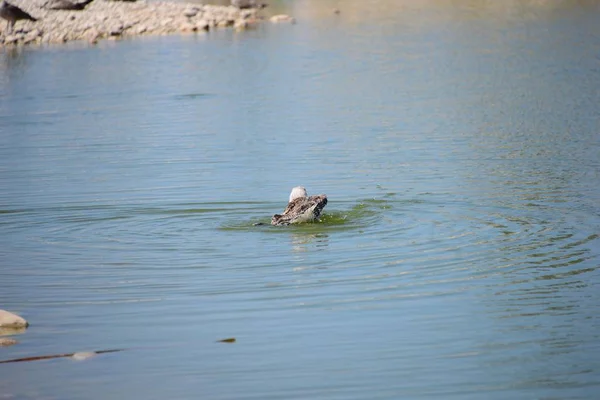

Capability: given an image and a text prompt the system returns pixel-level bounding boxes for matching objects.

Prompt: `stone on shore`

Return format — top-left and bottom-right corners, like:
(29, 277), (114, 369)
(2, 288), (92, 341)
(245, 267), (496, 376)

(0, 0), (285, 46)
(0, 309), (29, 328)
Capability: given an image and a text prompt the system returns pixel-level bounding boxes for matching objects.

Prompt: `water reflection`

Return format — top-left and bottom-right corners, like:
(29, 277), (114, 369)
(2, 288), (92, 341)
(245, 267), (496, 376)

(289, 232), (329, 253)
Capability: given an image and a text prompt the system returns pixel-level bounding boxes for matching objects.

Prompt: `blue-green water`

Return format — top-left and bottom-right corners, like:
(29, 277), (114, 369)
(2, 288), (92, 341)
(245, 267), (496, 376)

(1, 1), (599, 398)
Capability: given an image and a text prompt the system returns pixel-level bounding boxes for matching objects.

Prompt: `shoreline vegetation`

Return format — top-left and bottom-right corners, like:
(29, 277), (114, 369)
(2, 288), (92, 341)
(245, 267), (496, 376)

(0, 0), (295, 47)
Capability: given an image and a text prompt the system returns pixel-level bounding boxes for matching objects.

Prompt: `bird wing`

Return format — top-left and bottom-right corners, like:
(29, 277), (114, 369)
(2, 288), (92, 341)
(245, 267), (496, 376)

(282, 195), (327, 218)
(280, 197), (310, 216)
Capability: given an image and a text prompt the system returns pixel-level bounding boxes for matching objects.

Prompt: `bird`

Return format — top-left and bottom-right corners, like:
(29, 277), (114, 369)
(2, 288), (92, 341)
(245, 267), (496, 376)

(46, 0), (94, 11)
(271, 186), (328, 226)
(231, 0), (267, 10)
(0, 1), (37, 33)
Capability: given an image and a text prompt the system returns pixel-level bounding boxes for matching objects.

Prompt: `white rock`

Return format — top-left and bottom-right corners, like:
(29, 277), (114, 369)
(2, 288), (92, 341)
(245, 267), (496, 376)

(270, 14), (296, 24)
(196, 19), (209, 31)
(0, 310), (28, 328)
(72, 351), (97, 361)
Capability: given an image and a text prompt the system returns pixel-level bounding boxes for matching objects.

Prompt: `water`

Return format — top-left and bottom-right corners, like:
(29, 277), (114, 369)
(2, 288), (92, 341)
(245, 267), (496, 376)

(1, 0), (600, 398)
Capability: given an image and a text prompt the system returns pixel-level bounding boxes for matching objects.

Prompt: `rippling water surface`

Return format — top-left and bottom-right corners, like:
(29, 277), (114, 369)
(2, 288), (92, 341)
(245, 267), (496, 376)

(1, 0), (600, 398)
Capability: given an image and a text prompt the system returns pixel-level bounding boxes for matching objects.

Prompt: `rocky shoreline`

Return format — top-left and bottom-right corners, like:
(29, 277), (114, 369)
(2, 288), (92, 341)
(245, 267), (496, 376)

(0, 0), (294, 47)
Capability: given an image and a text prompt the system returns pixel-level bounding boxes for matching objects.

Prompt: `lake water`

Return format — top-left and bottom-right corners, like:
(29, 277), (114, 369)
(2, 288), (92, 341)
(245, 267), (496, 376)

(1, 0), (600, 398)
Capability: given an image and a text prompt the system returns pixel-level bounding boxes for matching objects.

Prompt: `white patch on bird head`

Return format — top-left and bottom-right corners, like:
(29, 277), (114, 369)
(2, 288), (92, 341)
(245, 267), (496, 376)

(289, 186), (308, 202)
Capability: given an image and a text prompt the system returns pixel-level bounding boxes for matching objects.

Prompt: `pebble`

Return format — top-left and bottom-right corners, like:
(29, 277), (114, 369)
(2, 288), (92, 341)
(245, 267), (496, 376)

(0, 0), (281, 46)
(0, 338), (18, 347)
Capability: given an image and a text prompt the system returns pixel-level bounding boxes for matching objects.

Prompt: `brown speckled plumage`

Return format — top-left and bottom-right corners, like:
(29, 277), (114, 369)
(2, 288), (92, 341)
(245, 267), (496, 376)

(271, 194), (328, 226)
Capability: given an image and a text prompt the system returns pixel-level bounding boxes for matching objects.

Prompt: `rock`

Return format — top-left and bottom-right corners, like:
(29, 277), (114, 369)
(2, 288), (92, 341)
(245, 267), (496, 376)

(4, 35), (21, 45)
(86, 28), (101, 43)
(183, 8), (198, 18)
(72, 351), (97, 361)
(180, 22), (196, 32)
(270, 14), (296, 24)
(0, 326), (27, 336)
(234, 18), (257, 31)
(20, 29), (40, 44)
(195, 19), (209, 31)
(0, 310), (28, 328)
(0, 338), (18, 347)
(109, 24), (124, 36)
(233, 19), (247, 30)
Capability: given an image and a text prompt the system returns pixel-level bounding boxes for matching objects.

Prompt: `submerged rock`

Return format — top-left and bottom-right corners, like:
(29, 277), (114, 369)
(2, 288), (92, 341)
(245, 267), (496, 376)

(0, 326), (28, 336)
(0, 337), (18, 347)
(270, 14), (295, 24)
(0, 309), (28, 328)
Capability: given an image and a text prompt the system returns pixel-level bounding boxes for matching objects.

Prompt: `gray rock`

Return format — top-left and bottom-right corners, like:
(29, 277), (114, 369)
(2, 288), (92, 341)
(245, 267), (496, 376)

(109, 23), (123, 35)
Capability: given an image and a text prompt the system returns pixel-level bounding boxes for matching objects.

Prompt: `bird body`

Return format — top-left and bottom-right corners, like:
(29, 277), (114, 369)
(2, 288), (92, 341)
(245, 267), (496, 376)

(47, 0), (94, 11)
(0, 1), (36, 32)
(271, 187), (328, 226)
